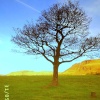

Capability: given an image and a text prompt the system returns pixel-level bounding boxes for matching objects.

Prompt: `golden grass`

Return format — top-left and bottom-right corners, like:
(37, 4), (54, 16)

(63, 59), (100, 75)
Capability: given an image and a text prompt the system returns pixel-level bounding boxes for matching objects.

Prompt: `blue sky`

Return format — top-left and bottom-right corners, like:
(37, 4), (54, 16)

(0, 0), (100, 75)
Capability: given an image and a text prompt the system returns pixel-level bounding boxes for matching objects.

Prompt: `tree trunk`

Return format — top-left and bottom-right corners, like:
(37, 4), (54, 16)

(52, 64), (59, 86)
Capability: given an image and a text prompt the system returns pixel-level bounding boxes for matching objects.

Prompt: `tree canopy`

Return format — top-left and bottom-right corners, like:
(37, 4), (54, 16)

(12, 1), (100, 86)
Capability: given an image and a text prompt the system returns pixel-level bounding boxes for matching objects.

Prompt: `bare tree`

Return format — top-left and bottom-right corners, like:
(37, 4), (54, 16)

(12, 1), (100, 86)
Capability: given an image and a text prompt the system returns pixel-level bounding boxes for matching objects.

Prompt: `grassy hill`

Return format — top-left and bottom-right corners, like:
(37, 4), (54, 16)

(63, 59), (100, 75)
(7, 70), (53, 76)
(0, 75), (100, 100)
(6, 59), (100, 76)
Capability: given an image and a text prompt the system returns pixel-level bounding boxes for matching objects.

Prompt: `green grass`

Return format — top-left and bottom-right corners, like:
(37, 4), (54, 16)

(0, 75), (100, 100)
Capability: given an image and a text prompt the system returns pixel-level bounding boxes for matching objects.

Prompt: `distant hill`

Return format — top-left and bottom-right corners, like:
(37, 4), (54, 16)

(7, 70), (53, 76)
(5, 59), (100, 76)
(62, 59), (100, 75)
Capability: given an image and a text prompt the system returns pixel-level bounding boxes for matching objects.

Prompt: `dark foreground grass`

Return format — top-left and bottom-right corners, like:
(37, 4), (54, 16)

(0, 75), (100, 100)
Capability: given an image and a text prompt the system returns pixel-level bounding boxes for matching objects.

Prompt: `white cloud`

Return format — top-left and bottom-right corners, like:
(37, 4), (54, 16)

(81, 0), (100, 17)
(57, 0), (100, 16)
(81, 0), (100, 34)
(16, 0), (40, 13)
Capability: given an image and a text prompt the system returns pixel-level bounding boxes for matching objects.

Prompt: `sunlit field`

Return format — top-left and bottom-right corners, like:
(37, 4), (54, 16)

(0, 75), (100, 100)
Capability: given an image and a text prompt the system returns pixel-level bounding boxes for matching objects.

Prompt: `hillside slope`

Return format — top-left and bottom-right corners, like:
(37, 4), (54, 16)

(7, 70), (53, 76)
(63, 59), (100, 75)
